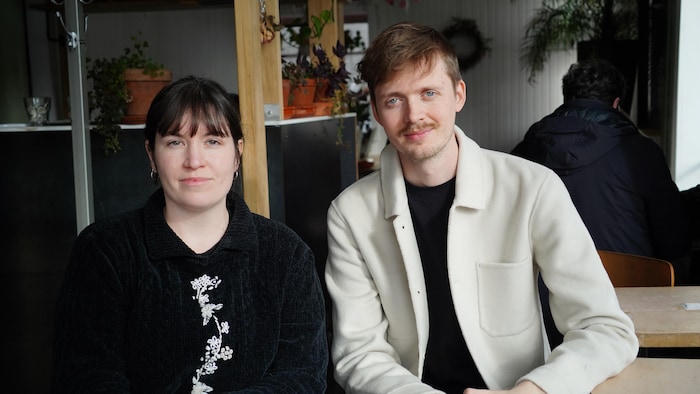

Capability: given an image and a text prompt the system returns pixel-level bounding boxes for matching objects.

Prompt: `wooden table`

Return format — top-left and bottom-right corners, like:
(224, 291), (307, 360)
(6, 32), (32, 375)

(593, 357), (700, 393)
(615, 286), (700, 347)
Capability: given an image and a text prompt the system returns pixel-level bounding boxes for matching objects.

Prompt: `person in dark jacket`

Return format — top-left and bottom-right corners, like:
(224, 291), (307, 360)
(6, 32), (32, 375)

(513, 59), (692, 348)
(513, 59), (690, 273)
(51, 76), (328, 393)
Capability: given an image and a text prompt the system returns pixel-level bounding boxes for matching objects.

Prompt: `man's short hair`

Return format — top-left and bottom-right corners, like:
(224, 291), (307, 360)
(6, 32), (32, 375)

(562, 59), (626, 105)
(358, 21), (461, 103)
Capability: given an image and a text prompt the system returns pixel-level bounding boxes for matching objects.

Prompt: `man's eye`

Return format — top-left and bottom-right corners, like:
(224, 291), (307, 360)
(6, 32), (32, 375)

(386, 98), (399, 105)
(425, 90), (436, 97)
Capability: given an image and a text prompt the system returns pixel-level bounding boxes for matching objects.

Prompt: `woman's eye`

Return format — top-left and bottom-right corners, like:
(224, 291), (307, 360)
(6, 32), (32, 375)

(165, 138), (184, 147)
(207, 139), (222, 145)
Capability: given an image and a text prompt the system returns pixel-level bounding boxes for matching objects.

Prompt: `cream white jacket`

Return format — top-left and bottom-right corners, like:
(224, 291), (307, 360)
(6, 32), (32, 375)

(325, 129), (638, 394)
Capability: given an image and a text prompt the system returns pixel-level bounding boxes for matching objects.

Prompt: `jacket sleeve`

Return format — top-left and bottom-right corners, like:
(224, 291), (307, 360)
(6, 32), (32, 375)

(642, 141), (691, 262)
(325, 201), (442, 394)
(238, 239), (329, 393)
(51, 228), (132, 393)
(519, 171), (639, 393)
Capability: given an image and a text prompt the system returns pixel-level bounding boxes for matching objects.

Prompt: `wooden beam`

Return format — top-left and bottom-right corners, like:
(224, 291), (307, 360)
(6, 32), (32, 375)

(234, 0), (270, 217)
(308, 0), (344, 63)
(261, 0), (283, 116)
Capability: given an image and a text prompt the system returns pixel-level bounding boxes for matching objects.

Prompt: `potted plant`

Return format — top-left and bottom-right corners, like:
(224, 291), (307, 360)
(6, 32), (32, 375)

(280, 6), (335, 112)
(519, 0), (638, 83)
(281, 55), (316, 108)
(310, 40), (351, 146)
(87, 32), (172, 154)
(312, 40), (350, 109)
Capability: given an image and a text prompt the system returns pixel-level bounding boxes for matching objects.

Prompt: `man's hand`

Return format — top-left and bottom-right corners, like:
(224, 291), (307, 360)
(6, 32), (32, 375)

(464, 380), (545, 394)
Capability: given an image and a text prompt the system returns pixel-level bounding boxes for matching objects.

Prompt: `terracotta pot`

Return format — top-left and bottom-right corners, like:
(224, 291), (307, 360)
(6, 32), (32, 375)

(314, 100), (333, 116)
(283, 78), (317, 107)
(315, 78), (331, 102)
(123, 68), (172, 124)
(283, 80), (292, 107)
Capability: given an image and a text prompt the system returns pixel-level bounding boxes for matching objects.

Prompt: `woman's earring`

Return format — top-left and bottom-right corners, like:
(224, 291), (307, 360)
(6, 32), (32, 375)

(150, 168), (159, 181)
(233, 170), (240, 180)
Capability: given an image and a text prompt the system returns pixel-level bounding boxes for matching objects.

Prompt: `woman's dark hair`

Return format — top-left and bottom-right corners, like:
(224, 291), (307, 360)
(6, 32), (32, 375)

(358, 21), (461, 103)
(145, 76), (243, 155)
(562, 59), (626, 105)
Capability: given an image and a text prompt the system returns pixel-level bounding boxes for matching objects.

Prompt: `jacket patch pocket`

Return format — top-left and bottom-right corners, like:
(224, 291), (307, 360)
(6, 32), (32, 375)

(476, 258), (537, 337)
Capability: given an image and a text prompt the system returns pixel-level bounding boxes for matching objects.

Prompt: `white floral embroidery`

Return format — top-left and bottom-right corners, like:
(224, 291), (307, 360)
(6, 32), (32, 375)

(190, 274), (233, 393)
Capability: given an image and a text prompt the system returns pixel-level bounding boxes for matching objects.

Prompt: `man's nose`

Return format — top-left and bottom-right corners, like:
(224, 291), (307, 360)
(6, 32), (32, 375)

(404, 97), (426, 124)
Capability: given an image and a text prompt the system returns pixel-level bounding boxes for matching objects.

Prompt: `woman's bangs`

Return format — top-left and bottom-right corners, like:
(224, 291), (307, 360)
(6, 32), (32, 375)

(159, 100), (230, 138)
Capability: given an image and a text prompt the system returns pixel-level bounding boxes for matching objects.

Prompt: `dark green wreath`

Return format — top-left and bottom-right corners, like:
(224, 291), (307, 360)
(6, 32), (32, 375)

(442, 18), (491, 71)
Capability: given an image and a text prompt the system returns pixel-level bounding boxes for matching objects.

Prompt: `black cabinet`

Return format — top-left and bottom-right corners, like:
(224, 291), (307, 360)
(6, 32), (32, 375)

(265, 114), (357, 276)
(265, 114), (357, 393)
(0, 127), (156, 393)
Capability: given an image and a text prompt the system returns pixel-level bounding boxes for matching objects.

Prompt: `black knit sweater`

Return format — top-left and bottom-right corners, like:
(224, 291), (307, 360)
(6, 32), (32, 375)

(51, 189), (327, 393)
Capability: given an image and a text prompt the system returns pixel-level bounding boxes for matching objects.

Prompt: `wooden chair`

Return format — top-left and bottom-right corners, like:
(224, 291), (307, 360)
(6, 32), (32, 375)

(597, 250), (675, 287)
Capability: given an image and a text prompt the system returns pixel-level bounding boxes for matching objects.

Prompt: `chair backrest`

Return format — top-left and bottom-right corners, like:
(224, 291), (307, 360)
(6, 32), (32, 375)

(597, 250), (675, 287)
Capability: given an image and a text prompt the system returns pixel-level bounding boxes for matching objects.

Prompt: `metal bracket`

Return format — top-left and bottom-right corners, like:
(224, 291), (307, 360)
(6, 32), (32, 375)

(55, 11), (88, 50)
(264, 104), (281, 121)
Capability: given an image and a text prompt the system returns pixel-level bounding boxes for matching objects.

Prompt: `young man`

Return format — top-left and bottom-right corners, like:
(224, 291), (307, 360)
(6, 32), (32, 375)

(512, 59), (691, 282)
(325, 22), (638, 394)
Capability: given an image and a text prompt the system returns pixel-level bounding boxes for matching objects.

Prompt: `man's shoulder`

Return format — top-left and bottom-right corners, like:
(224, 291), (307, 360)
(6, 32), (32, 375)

(335, 170), (381, 202)
(456, 129), (552, 175)
(609, 133), (669, 169)
(480, 147), (554, 176)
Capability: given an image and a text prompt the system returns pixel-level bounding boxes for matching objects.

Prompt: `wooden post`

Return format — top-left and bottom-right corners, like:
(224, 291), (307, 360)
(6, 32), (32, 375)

(308, 0), (344, 65)
(234, 0), (270, 217)
(261, 0), (283, 116)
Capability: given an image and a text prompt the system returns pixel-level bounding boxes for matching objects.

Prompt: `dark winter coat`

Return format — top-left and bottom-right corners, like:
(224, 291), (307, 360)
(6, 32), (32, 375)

(512, 98), (690, 263)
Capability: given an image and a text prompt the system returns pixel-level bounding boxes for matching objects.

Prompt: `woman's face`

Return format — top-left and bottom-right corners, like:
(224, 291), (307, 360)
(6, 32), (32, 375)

(146, 118), (243, 217)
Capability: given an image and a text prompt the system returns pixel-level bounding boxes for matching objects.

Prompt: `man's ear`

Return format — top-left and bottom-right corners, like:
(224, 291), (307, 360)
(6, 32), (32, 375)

(613, 97), (621, 110)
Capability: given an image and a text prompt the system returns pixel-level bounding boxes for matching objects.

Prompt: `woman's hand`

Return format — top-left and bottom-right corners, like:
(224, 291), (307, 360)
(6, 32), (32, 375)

(465, 380), (545, 394)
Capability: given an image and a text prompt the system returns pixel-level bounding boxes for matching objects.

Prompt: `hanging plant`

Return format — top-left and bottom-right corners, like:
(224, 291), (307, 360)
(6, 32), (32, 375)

(519, 0), (638, 82)
(259, 0), (282, 44)
(87, 32), (169, 155)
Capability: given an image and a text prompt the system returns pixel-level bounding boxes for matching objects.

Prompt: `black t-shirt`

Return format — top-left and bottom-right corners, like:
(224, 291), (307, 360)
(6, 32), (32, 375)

(406, 178), (486, 393)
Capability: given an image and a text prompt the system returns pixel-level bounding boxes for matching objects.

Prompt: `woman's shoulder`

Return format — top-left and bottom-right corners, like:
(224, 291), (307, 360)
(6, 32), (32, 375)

(249, 213), (303, 243)
(77, 208), (144, 243)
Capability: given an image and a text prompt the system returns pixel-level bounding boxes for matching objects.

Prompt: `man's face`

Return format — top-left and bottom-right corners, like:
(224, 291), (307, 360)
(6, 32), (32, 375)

(371, 59), (466, 164)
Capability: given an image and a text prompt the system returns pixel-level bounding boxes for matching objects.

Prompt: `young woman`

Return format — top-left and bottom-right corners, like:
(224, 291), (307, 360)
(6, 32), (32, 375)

(52, 76), (327, 393)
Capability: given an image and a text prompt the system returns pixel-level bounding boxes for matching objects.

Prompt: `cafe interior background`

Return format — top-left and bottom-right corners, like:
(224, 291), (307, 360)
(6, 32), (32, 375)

(1, 0), (699, 392)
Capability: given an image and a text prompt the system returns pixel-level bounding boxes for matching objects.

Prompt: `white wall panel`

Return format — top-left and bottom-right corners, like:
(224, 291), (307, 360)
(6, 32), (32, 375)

(674, 0), (700, 190)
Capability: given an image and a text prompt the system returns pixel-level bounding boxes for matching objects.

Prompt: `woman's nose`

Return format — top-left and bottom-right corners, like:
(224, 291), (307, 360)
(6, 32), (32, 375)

(184, 144), (204, 168)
